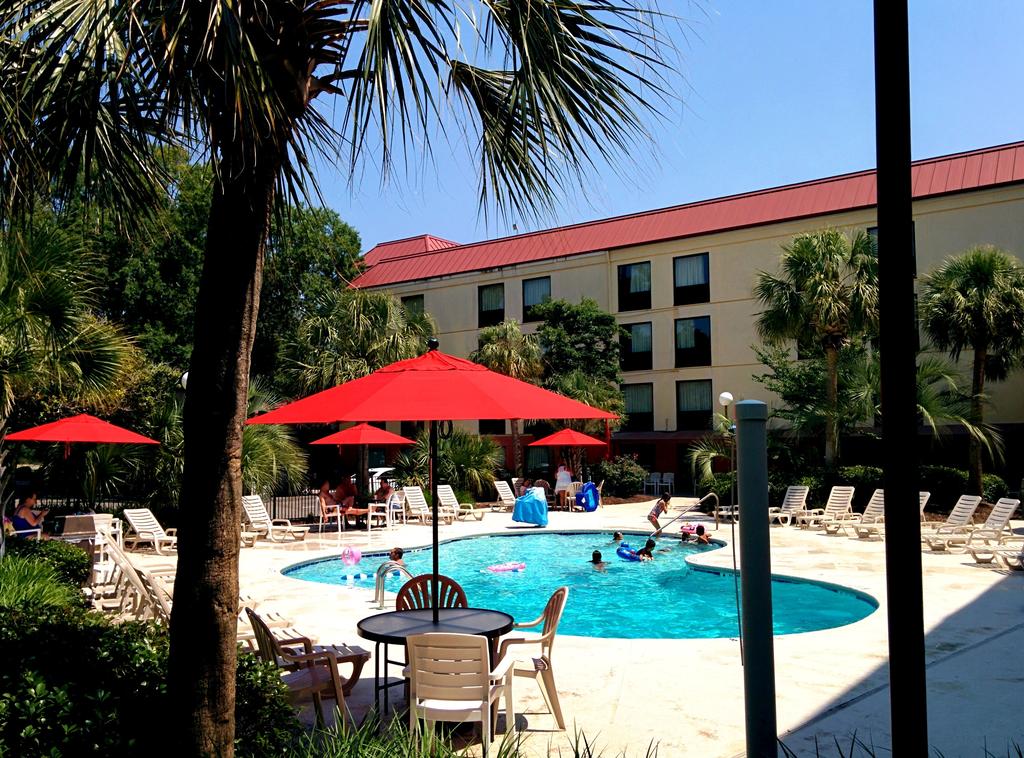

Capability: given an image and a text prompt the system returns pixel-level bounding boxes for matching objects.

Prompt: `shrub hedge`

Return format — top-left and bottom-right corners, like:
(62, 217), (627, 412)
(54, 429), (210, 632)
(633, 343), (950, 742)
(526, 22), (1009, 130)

(0, 601), (300, 756)
(5, 538), (93, 586)
(592, 455), (649, 498)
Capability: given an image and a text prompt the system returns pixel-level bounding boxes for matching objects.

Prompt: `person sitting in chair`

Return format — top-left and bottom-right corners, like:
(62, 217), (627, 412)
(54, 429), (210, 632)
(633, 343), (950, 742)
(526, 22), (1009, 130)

(335, 475), (357, 510)
(11, 492), (47, 535)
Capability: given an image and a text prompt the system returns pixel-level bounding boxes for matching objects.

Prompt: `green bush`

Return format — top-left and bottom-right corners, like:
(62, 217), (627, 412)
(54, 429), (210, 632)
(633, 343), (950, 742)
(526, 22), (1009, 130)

(0, 603), (300, 757)
(592, 455), (648, 497)
(700, 471), (736, 506)
(5, 537), (93, 586)
(919, 465), (969, 509)
(0, 556), (84, 608)
(981, 473), (1009, 503)
(837, 466), (884, 508)
(793, 473), (829, 506)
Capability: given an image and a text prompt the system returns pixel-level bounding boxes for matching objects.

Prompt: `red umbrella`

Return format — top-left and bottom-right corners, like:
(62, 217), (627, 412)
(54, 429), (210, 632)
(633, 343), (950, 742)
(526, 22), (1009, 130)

(250, 342), (616, 619)
(249, 348), (616, 424)
(309, 423), (415, 446)
(311, 423), (415, 493)
(7, 413), (159, 448)
(528, 429), (607, 448)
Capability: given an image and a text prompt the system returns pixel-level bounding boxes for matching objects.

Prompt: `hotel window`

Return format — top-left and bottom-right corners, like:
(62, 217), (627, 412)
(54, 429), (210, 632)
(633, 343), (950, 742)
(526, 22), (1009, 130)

(522, 277), (551, 322)
(401, 294), (424, 316)
(478, 283), (505, 327)
(620, 322), (653, 372)
(526, 446), (550, 475)
(479, 419), (506, 435)
(622, 383), (654, 432)
(674, 253), (710, 305)
(676, 380), (713, 430)
(401, 421), (424, 439)
(675, 316), (712, 367)
(617, 262), (651, 311)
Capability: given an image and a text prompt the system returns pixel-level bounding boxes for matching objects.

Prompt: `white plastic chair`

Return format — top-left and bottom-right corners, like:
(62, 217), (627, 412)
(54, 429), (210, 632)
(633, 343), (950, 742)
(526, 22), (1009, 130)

(407, 633), (515, 757)
(644, 472), (662, 495)
(242, 495), (309, 542)
(123, 508), (178, 555)
(493, 481), (516, 512)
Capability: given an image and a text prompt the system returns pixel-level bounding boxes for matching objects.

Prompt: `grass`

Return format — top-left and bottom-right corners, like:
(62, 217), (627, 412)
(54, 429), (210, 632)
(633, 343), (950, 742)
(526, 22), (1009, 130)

(0, 555), (82, 608)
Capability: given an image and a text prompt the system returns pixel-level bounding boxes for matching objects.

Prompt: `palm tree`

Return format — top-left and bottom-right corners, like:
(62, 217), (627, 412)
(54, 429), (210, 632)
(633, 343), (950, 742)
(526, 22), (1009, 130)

(470, 319), (543, 477)
(543, 369), (624, 476)
(919, 246), (1024, 495)
(0, 3), (674, 751)
(240, 378), (308, 497)
(754, 229), (879, 468)
(287, 288), (435, 394)
(0, 224), (132, 557)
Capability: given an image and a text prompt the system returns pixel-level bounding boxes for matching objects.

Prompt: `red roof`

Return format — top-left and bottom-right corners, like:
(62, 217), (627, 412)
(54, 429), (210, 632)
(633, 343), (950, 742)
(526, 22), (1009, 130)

(352, 141), (1024, 289)
(362, 234), (459, 267)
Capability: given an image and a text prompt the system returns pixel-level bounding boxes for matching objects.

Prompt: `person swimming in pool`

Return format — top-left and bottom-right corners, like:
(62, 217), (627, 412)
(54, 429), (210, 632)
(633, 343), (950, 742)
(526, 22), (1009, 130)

(636, 538), (657, 561)
(611, 531), (623, 543)
(590, 550), (608, 572)
(693, 524), (711, 545)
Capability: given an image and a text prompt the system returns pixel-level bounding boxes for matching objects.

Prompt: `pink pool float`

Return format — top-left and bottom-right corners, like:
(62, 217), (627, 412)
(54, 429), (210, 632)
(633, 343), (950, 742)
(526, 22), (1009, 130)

(486, 562), (526, 573)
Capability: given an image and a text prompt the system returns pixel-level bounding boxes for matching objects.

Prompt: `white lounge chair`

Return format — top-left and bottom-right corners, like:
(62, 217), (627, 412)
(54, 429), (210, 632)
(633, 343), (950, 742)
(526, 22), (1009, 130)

(822, 489), (886, 535)
(407, 632), (515, 757)
(925, 497), (1019, 552)
(242, 495), (309, 542)
(438, 484), (485, 521)
(403, 486), (455, 525)
(795, 486), (855, 529)
(768, 486), (809, 526)
(493, 480), (517, 512)
(851, 492), (931, 540)
(123, 508), (178, 555)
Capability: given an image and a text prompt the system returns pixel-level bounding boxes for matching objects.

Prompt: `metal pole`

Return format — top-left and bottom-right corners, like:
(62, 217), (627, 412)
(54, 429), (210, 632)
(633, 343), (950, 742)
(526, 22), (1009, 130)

(736, 400), (777, 758)
(429, 419), (439, 623)
(873, 3), (928, 753)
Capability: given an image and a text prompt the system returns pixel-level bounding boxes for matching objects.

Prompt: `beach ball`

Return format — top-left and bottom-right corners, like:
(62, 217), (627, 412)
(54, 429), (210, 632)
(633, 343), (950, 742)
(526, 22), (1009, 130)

(340, 547), (361, 566)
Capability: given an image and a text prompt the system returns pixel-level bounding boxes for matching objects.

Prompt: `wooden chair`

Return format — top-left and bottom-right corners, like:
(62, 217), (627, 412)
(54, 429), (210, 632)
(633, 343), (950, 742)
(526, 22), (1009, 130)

(498, 586), (569, 730)
(396, 574), (468, 611)
(245, 608), (351, 727)
(407, 632), (515, 757)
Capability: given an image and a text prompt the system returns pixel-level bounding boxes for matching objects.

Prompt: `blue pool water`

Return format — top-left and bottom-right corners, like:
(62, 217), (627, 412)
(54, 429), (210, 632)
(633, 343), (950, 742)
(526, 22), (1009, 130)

(283, 532), (877, 639)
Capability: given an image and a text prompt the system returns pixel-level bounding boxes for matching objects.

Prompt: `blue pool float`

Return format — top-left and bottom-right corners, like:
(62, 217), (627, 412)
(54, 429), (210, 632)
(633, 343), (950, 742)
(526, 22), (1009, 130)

(616, 542), (639, 561)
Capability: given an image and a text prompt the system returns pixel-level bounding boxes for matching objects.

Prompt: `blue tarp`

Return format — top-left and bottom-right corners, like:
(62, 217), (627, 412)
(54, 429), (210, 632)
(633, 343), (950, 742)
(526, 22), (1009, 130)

(512, 488), (548, 527)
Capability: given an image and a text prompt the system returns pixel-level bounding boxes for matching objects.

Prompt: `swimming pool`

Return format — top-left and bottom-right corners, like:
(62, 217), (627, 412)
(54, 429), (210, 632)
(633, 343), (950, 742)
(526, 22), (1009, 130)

(283, 532), (878, 639)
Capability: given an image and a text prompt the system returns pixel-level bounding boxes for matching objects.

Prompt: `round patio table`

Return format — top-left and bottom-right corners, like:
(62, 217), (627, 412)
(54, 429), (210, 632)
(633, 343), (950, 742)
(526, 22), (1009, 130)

(357, 607), (514, 714)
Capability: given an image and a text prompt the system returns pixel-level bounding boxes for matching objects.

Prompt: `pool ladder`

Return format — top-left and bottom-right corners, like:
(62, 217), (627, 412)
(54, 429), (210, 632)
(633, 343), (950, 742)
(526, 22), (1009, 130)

(373, 560), (413, 609)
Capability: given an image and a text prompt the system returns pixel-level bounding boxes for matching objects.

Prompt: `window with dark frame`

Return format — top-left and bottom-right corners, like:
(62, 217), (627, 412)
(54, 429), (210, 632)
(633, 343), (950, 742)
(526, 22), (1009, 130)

(674, 316), (711, 367)
(620, 322), (653, 371)
(479, 419), (506, 435)
(401, 294), (424, 316)
(676, 379), (712, 430)
(478, 283), (505, 327)
(522, 277), (551, 322)
(621, 383), (654, 432)
(673, 253), (710, 305)
(617, 262), (651, 311)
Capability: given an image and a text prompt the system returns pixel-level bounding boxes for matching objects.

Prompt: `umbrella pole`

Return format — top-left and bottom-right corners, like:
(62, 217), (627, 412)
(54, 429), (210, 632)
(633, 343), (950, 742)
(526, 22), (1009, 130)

(429, 420), (439, 623)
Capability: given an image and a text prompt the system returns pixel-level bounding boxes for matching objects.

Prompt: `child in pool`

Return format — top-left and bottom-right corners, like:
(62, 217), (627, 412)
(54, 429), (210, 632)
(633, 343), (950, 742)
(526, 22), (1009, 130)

(694, 524), (711, 545)
(590, 550), (608, 572)
(611, 531), (623, 543)
(636, 538), (657, 561)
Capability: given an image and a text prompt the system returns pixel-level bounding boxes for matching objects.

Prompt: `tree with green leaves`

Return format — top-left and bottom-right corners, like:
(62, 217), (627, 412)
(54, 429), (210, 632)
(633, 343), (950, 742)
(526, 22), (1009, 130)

(286, 288), (436, 394)
(919, 245), (1024, 495)
(533, 298), (624, 384)
(754, 229), (878, 468)
(0, 223), (132, 557)
(0, 2), (674, 751)
(470, 319), (542, 477)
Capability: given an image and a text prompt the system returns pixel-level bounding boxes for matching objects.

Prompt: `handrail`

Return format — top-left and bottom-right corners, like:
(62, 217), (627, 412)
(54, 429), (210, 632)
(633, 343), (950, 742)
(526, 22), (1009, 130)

(374, 561), (413, 609)
(655, 492), (719, 535)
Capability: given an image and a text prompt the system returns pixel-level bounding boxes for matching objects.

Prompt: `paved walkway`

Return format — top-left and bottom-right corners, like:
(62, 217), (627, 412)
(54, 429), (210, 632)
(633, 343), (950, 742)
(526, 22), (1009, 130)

(132, 499), (1024, 756)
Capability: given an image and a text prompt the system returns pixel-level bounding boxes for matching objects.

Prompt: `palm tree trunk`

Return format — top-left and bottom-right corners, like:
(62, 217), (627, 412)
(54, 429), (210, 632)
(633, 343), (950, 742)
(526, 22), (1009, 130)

(511, 419), (523, 477)
(968, 347), (986, 496)
(825, 345), (839, 469)
(168, 157), (278, 756)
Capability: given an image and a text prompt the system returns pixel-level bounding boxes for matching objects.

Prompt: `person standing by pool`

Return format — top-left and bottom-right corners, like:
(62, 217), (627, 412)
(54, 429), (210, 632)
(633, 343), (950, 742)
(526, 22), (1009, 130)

(648, 491), (671, 535)
(553, 464), (573, 509)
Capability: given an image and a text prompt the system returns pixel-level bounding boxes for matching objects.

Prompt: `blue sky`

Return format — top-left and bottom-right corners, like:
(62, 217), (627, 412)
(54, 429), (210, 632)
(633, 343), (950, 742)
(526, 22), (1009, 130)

(315, 1), (1024, 253)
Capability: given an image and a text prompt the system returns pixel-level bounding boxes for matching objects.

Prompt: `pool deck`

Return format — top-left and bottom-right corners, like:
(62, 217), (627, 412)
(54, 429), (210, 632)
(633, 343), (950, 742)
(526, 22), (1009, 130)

(131, 499), (1024, 756)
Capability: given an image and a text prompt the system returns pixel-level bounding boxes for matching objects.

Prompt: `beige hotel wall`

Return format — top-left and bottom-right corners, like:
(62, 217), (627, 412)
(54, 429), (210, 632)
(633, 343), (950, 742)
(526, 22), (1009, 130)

(376, 183), (1024, 430)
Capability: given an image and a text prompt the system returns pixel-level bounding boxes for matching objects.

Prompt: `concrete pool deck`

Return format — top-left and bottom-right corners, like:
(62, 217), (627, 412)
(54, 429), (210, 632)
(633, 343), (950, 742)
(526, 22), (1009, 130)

(131, 499), (1024, 756)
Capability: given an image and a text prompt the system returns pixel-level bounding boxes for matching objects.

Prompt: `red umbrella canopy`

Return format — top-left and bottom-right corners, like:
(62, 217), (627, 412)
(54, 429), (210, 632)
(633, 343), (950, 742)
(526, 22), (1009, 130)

(528, 428), (607, 448)
(6, 413), (159, 445)
(248, 349), (617, 425)
(310, 423), (415, 446)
